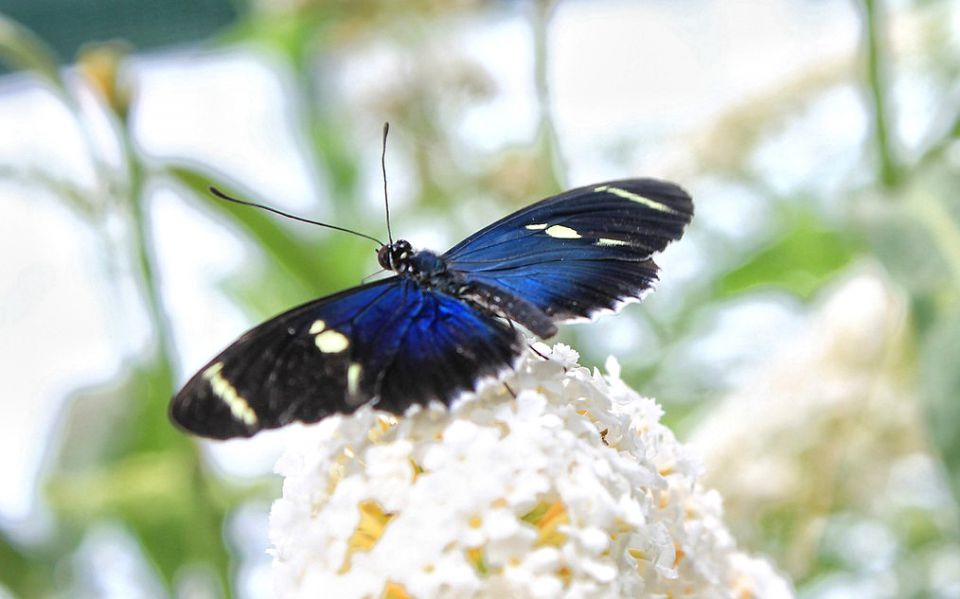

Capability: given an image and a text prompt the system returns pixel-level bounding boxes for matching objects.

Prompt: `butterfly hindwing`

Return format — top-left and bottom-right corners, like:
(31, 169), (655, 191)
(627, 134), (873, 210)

(443, 178), (693, 324)
(170, 278), (521, 438)
(374, 286), (521, 414)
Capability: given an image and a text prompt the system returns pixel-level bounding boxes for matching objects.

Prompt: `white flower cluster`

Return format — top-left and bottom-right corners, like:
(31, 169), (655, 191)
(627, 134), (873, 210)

(270, 344), (792, 598)
(690, 269), (960, 595)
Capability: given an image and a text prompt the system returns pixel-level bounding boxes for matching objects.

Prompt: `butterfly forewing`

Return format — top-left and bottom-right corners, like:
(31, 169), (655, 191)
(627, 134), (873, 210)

(445, 179), (692, 259)
(170, 279), (521, 438)
(171, 280), (390, 438)
(443, 178), (693, 322)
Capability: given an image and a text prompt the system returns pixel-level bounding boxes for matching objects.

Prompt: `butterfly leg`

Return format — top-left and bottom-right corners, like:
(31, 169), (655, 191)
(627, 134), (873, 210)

(495, 314), (553, 366)
(527, 342), (550, 361)
(360, 268), (387, 284)
(501, 316), (549, 362)
(503, 381), (517, 398)
(521, 336), (568, 372)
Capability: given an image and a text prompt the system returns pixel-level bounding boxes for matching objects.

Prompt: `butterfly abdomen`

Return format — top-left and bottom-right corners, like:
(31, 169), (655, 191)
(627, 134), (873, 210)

(460, 280), (557, 339)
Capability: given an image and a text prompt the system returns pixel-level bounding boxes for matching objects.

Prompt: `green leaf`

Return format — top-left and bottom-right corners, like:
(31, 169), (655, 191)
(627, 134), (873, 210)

(716, 211), (861, 299)
(47, 450), (234, 593)
(0, 530), (56, 597)
(46, 357), (240, 593)
(228, 11), (322, 67)
(52, 352), (181, 475)
(166, 165), (325, 294)
(917, 306), (960, 502)
(0, 14), (67, 94)
(165, 164), (379, 297)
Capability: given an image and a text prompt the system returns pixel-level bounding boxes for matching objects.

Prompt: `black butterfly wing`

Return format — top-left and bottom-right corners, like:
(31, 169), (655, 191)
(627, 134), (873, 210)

(170, 278), (520, 439)
(443, 178), (693, 327)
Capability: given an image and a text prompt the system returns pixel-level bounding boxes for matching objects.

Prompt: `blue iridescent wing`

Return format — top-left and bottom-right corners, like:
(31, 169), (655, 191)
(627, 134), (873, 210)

(443, 178), (693, 328)
(373, 284), (521, 414)
(170, 278), (519, 438)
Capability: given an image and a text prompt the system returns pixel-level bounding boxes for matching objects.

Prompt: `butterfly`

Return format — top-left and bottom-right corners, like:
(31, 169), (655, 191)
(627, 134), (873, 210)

(170, 178), (693, 439)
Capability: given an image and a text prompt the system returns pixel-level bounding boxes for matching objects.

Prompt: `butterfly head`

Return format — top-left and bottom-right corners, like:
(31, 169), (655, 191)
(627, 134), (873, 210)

(378, 239), (413, 271)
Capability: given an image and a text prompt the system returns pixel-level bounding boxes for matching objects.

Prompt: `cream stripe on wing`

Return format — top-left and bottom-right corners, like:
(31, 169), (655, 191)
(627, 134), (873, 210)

(203, 362), (257, 426)
(594, 185), (679, 214)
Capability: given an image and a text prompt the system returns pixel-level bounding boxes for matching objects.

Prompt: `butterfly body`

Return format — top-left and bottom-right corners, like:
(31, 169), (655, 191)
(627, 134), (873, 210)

(171, 179), (693, 439)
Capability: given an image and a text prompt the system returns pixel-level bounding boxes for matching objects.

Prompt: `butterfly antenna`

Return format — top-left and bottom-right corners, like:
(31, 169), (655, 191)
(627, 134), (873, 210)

(381, 122), (394, 245)
(208, 187), (384, 246)
(360, 268), (388, 284)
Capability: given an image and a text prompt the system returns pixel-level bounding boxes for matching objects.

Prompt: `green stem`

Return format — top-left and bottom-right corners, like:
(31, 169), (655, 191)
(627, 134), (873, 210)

(120, 127), (235, 596)
(532, 0), (564, 190)
(912, 191), (960, 291)
(862, 0), (900, 188)
(291, 36), (359, 220)
(121, 127), (176, 382)
(918, 105), (960, 170)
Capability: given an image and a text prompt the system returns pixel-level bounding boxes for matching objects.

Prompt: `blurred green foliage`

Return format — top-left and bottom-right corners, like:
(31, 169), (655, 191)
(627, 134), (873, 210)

(1, 0), (959, 597)
(716, 208), (862, 300)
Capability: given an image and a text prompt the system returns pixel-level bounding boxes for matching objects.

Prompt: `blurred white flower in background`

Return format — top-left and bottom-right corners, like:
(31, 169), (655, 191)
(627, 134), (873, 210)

(270, 344), (792, 598)
(690, 266), (960, 595)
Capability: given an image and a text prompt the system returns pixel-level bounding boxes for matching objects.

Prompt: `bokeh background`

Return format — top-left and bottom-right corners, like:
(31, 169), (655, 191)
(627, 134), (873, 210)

(1, 0), (959, 597)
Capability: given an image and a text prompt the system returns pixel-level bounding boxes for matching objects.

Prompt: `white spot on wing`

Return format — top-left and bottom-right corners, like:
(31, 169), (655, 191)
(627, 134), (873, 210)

(203, 361), (224, 378)
(202, 361), (257, 426)
(597, 237), (629, 247)
(309, 319), (326, 334)
(545, 224), (581, 239)
(595, 185), (678, 214)
(525, 223), (548, 230)
(315, 329), (350, 353)
(347, 362), (362, 396)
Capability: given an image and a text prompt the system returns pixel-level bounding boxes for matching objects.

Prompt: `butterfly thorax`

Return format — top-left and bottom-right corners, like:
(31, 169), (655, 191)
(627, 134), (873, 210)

(378, 240), (450, 284)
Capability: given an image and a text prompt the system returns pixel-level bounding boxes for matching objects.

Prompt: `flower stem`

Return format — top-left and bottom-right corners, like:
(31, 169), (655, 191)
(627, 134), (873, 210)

(121, 125), (175, 383)
(862, 0), (900, 189)
(912, 192), (960, 291)
(531, 0), (564, 189)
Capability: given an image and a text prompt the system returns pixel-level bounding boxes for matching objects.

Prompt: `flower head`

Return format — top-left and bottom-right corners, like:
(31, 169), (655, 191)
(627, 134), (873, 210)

(270, 344), (791, 598)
